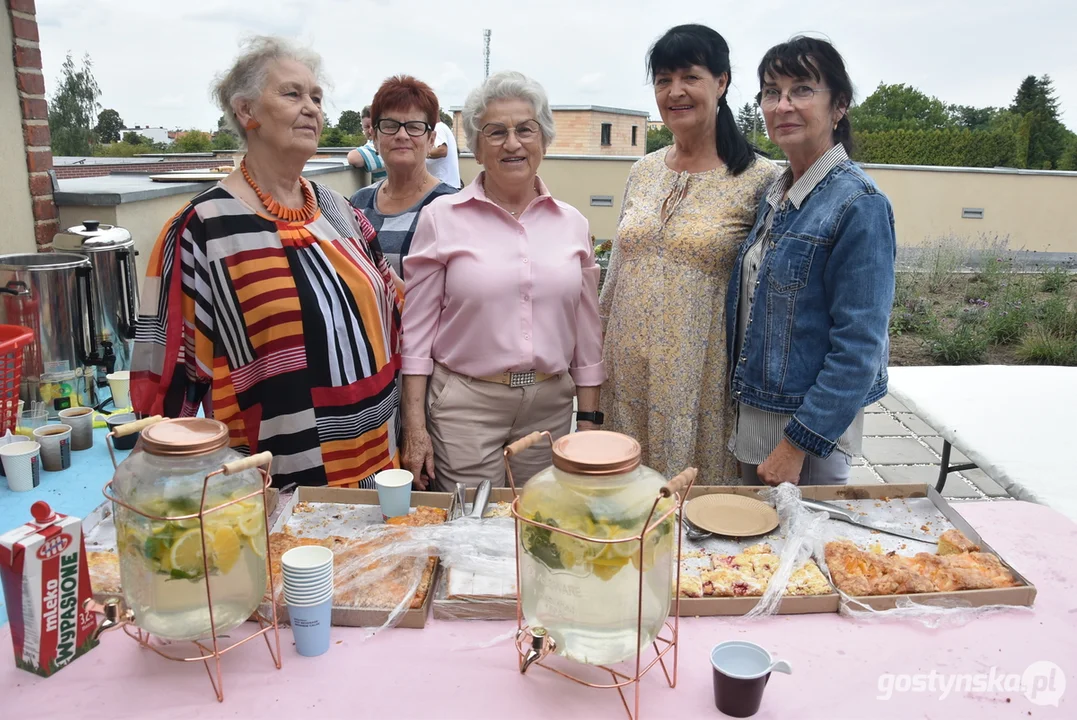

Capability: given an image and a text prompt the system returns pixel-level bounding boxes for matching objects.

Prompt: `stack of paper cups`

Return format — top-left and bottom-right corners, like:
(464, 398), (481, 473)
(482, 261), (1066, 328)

(280, 545), (334, 657)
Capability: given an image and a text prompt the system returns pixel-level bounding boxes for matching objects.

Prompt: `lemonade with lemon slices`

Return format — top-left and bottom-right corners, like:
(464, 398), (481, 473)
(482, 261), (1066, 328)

(115, 492), (267, 641)
(517, 466), (676, 666)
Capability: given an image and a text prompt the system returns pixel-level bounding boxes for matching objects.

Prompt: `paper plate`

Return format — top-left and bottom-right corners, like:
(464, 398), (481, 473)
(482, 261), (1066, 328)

(685, 495), (779, 537)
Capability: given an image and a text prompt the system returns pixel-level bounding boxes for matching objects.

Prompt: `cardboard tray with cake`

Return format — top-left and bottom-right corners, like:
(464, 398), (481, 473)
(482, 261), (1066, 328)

(263, 486), (459, 629)
(681, 483), (1035, 615)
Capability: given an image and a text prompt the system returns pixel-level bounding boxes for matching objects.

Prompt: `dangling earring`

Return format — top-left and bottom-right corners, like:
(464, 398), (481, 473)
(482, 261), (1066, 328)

(245, 118), (261, 131)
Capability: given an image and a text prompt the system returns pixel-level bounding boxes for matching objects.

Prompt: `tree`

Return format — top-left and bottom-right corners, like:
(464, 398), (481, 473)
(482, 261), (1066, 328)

(122, 131), (146, 145)
(735, 102), (761, 136)
(439, 109), (453, 128)
(172, 130), (212, 153)
(336, 110), (363, 135)
(1059, 135), (1077, 171)
(646, 125), (672, 153)
(94, 109), (123, 144)
(320, 126), (345, 147)
(48, 52), (101, 155)
(949, 105), (1003, 131)
(850, 83), (953, 133)
(212, 131), (239, 150)
(1009, 75), (1068, 169)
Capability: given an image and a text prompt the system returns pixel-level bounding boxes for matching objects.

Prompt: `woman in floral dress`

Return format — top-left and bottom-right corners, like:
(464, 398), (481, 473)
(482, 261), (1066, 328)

(599, 24), (777, 483)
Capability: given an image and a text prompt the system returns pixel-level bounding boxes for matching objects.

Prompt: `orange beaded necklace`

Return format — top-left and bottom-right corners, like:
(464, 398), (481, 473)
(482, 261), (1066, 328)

(240, 159), (318, 222)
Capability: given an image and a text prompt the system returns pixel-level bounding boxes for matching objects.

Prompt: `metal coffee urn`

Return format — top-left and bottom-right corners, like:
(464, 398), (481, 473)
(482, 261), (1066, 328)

(0, 253), (103, 414)
(52, 220), (139, 393)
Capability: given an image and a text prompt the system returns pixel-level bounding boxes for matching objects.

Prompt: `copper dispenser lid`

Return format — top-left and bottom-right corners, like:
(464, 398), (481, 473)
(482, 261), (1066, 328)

(552, 431), (642, 476)
(139, 418), (230, 457)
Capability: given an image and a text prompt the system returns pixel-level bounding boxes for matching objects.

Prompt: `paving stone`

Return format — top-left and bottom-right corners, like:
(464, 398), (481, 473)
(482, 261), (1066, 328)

(922, 437), (971, 464)
(875, 465), (942, 485)
(879, 395), (909, 413)
(848, 466), (883, 484)
(896, 413), (938, 436)
(939, 475), (984, 499)
(865, 402), (886, 414)
(863, 414), (912, 436)
(960, 469), (1011, 498)
(852, 454), (866, 466)
(862, 437), (938, 465)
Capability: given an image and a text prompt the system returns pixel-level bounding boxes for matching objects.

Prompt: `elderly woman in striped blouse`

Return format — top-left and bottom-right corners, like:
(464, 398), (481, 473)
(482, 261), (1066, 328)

(400, 71), (605, 491)
(132, 36), (402, 488)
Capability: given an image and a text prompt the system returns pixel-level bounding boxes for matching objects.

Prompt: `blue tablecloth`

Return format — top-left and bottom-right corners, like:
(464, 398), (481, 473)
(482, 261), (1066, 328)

(0, 426), (131, 626)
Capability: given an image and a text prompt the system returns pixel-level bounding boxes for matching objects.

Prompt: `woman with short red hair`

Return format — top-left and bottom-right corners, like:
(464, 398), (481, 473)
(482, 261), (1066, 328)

(350, 75), (459, 274)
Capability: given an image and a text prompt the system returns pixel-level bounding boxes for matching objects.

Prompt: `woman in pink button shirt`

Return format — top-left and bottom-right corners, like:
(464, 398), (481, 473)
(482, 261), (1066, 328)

(401, 71), (606, 492)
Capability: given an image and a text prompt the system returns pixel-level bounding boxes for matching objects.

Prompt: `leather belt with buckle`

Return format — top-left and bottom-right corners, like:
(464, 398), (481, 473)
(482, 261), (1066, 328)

(475, 370), (558, 388)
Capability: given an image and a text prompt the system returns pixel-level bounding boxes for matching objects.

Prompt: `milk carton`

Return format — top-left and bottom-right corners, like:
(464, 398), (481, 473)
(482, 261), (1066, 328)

(0, 501), (98, 676)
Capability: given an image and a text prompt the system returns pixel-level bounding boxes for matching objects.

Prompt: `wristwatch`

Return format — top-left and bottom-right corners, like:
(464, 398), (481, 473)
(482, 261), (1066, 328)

(575, 411), (604, 425)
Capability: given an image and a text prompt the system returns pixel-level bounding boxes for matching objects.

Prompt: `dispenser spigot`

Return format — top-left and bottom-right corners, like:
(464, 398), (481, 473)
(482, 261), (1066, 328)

(84, 597), (133, 640)
(520, 627), (553, 674)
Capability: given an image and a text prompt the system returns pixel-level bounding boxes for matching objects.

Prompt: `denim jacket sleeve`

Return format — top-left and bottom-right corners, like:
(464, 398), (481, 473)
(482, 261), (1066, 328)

(783, 192), (896, 457)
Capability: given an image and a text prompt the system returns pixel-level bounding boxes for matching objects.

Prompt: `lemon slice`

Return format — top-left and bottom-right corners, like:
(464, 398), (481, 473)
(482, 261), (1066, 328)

(212, 527), (242, 574)
(237, 509), (264, 537)
(247, 529), (267, 558)
(169, 529), (206, 575)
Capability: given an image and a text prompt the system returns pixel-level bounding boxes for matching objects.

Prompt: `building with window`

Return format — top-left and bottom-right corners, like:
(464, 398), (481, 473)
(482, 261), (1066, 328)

(452, 105), (649, 158)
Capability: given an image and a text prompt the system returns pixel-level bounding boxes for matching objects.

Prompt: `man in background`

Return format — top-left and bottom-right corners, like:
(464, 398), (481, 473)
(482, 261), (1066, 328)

(347, 106), (387, 184)
(426, 118), (460, 188)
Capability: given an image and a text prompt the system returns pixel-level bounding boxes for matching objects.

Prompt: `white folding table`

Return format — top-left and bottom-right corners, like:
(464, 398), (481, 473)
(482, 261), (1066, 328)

(886, 365), (1077, 522)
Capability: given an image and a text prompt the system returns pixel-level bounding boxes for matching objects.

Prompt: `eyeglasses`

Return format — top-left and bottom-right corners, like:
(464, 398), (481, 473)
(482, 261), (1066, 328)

(480, 120), (542, 146)
(758, 85), (830, 109)
(375, 119), (432, 137)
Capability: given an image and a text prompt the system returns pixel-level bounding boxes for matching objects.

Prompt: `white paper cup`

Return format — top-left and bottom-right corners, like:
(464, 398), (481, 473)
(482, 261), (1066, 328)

(281, 545), (334, 572)
(375, 468), (414, 520)
(283, 574), (333, 589)
(106, 370), (131, 409)
(283, 569), (333, 585)
(1, 441), (41, 491)
(58, 407), (96, 451)
(33, 424), (72, 471)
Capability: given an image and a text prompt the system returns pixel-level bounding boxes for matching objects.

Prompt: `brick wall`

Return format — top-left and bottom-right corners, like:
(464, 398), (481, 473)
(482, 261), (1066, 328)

(6, 0), (57, 250)
(54, 159), (230, 179)
(452, 109), (646, 157)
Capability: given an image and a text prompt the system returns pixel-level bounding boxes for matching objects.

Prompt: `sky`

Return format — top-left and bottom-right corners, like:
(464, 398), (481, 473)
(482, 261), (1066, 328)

(35, 0), (1077, 133)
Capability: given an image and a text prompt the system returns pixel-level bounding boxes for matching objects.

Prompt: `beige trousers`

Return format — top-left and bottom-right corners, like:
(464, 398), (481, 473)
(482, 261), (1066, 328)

(426, 363), (575, 492)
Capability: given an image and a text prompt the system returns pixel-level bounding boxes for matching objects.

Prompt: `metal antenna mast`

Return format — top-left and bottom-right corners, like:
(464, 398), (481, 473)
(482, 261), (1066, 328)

(483, 29), (491, 80)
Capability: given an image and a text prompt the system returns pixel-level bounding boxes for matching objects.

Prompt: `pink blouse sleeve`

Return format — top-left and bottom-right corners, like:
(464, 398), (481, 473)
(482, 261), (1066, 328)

(569, 221), (606, 387)
(401, 208), (444, 376)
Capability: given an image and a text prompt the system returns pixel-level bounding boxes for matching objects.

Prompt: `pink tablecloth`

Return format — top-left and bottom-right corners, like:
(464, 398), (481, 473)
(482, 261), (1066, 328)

(3, 501), (1075, 720)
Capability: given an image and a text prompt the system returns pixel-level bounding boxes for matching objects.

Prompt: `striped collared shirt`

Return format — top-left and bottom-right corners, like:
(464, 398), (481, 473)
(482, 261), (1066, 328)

(730, 144), (864, 464)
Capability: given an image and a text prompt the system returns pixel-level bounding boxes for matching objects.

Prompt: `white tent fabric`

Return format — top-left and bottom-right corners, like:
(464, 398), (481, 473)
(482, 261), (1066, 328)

(887, 365), (1077, 523)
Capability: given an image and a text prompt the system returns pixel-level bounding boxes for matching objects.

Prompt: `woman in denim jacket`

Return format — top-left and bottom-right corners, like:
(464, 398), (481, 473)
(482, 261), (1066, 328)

(726, 37), (896, 486)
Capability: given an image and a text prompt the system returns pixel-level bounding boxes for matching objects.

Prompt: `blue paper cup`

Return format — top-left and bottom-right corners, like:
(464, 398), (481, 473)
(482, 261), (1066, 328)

(288, 595), (332, 657)
(375, 469), (413, 520)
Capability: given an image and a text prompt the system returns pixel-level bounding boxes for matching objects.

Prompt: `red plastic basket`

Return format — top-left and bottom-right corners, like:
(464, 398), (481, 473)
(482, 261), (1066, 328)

(0, 324), (35, 433)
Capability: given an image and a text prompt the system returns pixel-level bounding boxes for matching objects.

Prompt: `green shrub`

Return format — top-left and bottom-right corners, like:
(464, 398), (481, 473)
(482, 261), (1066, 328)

(1036, 296), (1077, 339)
(890, 295), (935, 335)
(973, 256), (1012, 296)
(1017, 329), (1077, 365)
(1040, 267), (1070, 293)
(925, 319), (988, 364)
(983, 299), (1032, 344)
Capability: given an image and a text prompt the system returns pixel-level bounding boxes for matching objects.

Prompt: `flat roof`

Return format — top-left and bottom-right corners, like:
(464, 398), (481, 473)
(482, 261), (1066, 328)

(54, 160), (351, 206)
(450, 104), (650, 117)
